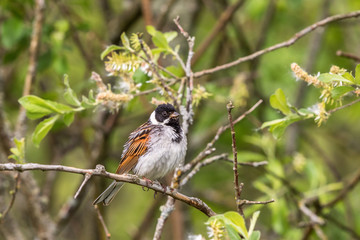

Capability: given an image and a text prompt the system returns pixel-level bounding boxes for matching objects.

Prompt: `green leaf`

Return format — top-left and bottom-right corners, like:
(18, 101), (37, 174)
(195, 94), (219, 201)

(146, 25), (156, 36)
(225, 224), (242, 240)
(100, 45), (124, 60)
(248, 211), (260, 236)
(318, 73), (353, 84)
(261, 118), (287, 129)
(146, 25), (170, 50)
(19, 96), (54, 119)
(32, 115), (59, 147)
(133, 68), (151, 84)
(163, 31), (178, 42)
(19, 95), (74, 117)
(261, 114), (304, 139)
(269, 89), (291, 115)
(249, 231), (261, 240)
(163, 65), (184, 78)
(121, 32), (131, 50)
(342, 72), (355, 83)
(8, 138), (25, 163)
(63, 75), (81, 107)
(355, 64), (360, 84)
(224, 211), (249, 239)
(331, 86), (355, 100)
(63, 112), (75, 126)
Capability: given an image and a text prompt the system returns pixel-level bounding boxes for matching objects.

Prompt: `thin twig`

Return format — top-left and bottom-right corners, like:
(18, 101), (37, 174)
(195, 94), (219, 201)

(94, 205), (111, 239)
(321, 213), (360, 239)
(15, 0), (45, 137)
(153, 196), (175, 240)
(74, 173), (92, 199)
(299, 197), (325, 225)
(239, 199), (275, 206)
(182, 99), (263, 173)
(0, 163), (216, 217)
(336, 50), (360, 62)
(138, 39), (179, 108)
(181, 154), (229, 186)
(191, 0), (246, 65)
(322, 168), (360, 208)
(0, 172), (21, 222)
(327, 98), (360, 114)
(227, 101), (243, 216)
(173, 16), (195, 134)
(193, 10), (360, 78)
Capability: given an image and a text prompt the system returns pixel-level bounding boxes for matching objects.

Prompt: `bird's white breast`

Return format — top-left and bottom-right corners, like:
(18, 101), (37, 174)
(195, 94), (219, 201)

(133, 125), (187, 179)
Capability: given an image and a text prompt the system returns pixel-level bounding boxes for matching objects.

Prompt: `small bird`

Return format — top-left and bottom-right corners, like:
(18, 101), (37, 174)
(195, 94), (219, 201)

(93, 103), (187, 205)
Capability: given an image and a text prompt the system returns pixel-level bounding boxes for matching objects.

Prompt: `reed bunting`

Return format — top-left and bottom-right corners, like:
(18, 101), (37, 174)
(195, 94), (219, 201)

(93, 103), (187, 205)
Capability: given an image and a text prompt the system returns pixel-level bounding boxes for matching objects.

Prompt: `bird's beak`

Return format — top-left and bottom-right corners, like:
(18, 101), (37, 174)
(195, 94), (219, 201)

(170, 112), (179, 119)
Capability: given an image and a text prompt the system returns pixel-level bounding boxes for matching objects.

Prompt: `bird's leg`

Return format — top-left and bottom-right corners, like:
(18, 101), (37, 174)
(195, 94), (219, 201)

(141, 177), (153, 191)
(153, 180), (168, 193)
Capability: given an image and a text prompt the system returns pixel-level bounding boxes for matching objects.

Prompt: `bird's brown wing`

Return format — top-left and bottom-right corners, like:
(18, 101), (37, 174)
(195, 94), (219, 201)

(116, 122), (152, 174)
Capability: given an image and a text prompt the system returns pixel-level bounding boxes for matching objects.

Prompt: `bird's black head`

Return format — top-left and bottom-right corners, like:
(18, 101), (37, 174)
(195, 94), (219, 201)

(153, 103), (182, 141)
(154, 104), (179, 124)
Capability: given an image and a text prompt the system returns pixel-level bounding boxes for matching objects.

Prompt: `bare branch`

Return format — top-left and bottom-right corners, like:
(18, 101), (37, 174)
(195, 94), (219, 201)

(191, 0), (246, 64)
(193, 10), (360, 78)
(327, 98), (360, 114)
(74, 173), (92, 199)
(15, 0), (45, 137)
(94, 205), (111, 240)
(183, 99), (263, 173)
(181, 154), (229, 186)
(239, 199), (275, 206)
(227, 101), (243, 216)
(299, 197), (325, 225)
(153, 196), (175, 240)
(173, 17), (195, 134)
(322, 168), (360, 208)
(0, 163), (216, 217)
(0, 172), (21, 222)
(336, 50), (360, 62)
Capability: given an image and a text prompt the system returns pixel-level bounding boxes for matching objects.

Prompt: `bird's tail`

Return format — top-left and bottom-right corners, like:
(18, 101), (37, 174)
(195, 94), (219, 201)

(93, 181), (124, 206)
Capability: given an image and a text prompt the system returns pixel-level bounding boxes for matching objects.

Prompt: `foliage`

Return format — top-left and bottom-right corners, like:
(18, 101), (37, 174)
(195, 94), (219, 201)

(1, 1), (360, 240)
(8, 138), (25, 163)
(205, 211), (261, 240)
(262, 63), (360, 138)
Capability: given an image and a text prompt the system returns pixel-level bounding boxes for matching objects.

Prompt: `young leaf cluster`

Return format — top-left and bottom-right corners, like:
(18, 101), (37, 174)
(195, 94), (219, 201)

(262, 64), (360, 138)
(18, 75), (96, 146)
(205, 211), (261, 240)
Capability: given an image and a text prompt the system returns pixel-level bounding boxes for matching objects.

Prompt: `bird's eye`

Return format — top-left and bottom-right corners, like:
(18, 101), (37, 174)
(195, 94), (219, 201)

(162, 111), (168, 117)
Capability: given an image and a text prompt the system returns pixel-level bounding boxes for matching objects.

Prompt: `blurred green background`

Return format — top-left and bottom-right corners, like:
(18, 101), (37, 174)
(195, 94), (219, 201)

(1, 0), (360, 239)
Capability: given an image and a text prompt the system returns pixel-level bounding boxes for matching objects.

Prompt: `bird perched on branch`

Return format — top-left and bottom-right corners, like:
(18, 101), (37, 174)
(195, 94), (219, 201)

(93, 103), (187, 205)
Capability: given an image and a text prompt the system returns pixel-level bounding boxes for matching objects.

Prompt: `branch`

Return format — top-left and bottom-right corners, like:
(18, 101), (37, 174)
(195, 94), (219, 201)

(327, 98), (360, 114)
(321, 168), (360, 208)
(173, 17), (195, 134)
(15, 0), (45, 137)
(299, 197), (325, 225)
(336, 50), (360, 62)
(94, 205), (111, 240)
(193, 10), (360, 78)
(182, 99), (263, 173)
(0, 163), (216, 217)
(0, 172), (21, 222)
(227, 101), (243, 216)
(153, 196), (175, 240)
(181, 154), (229, 186)
(191, 0), (246, 64)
